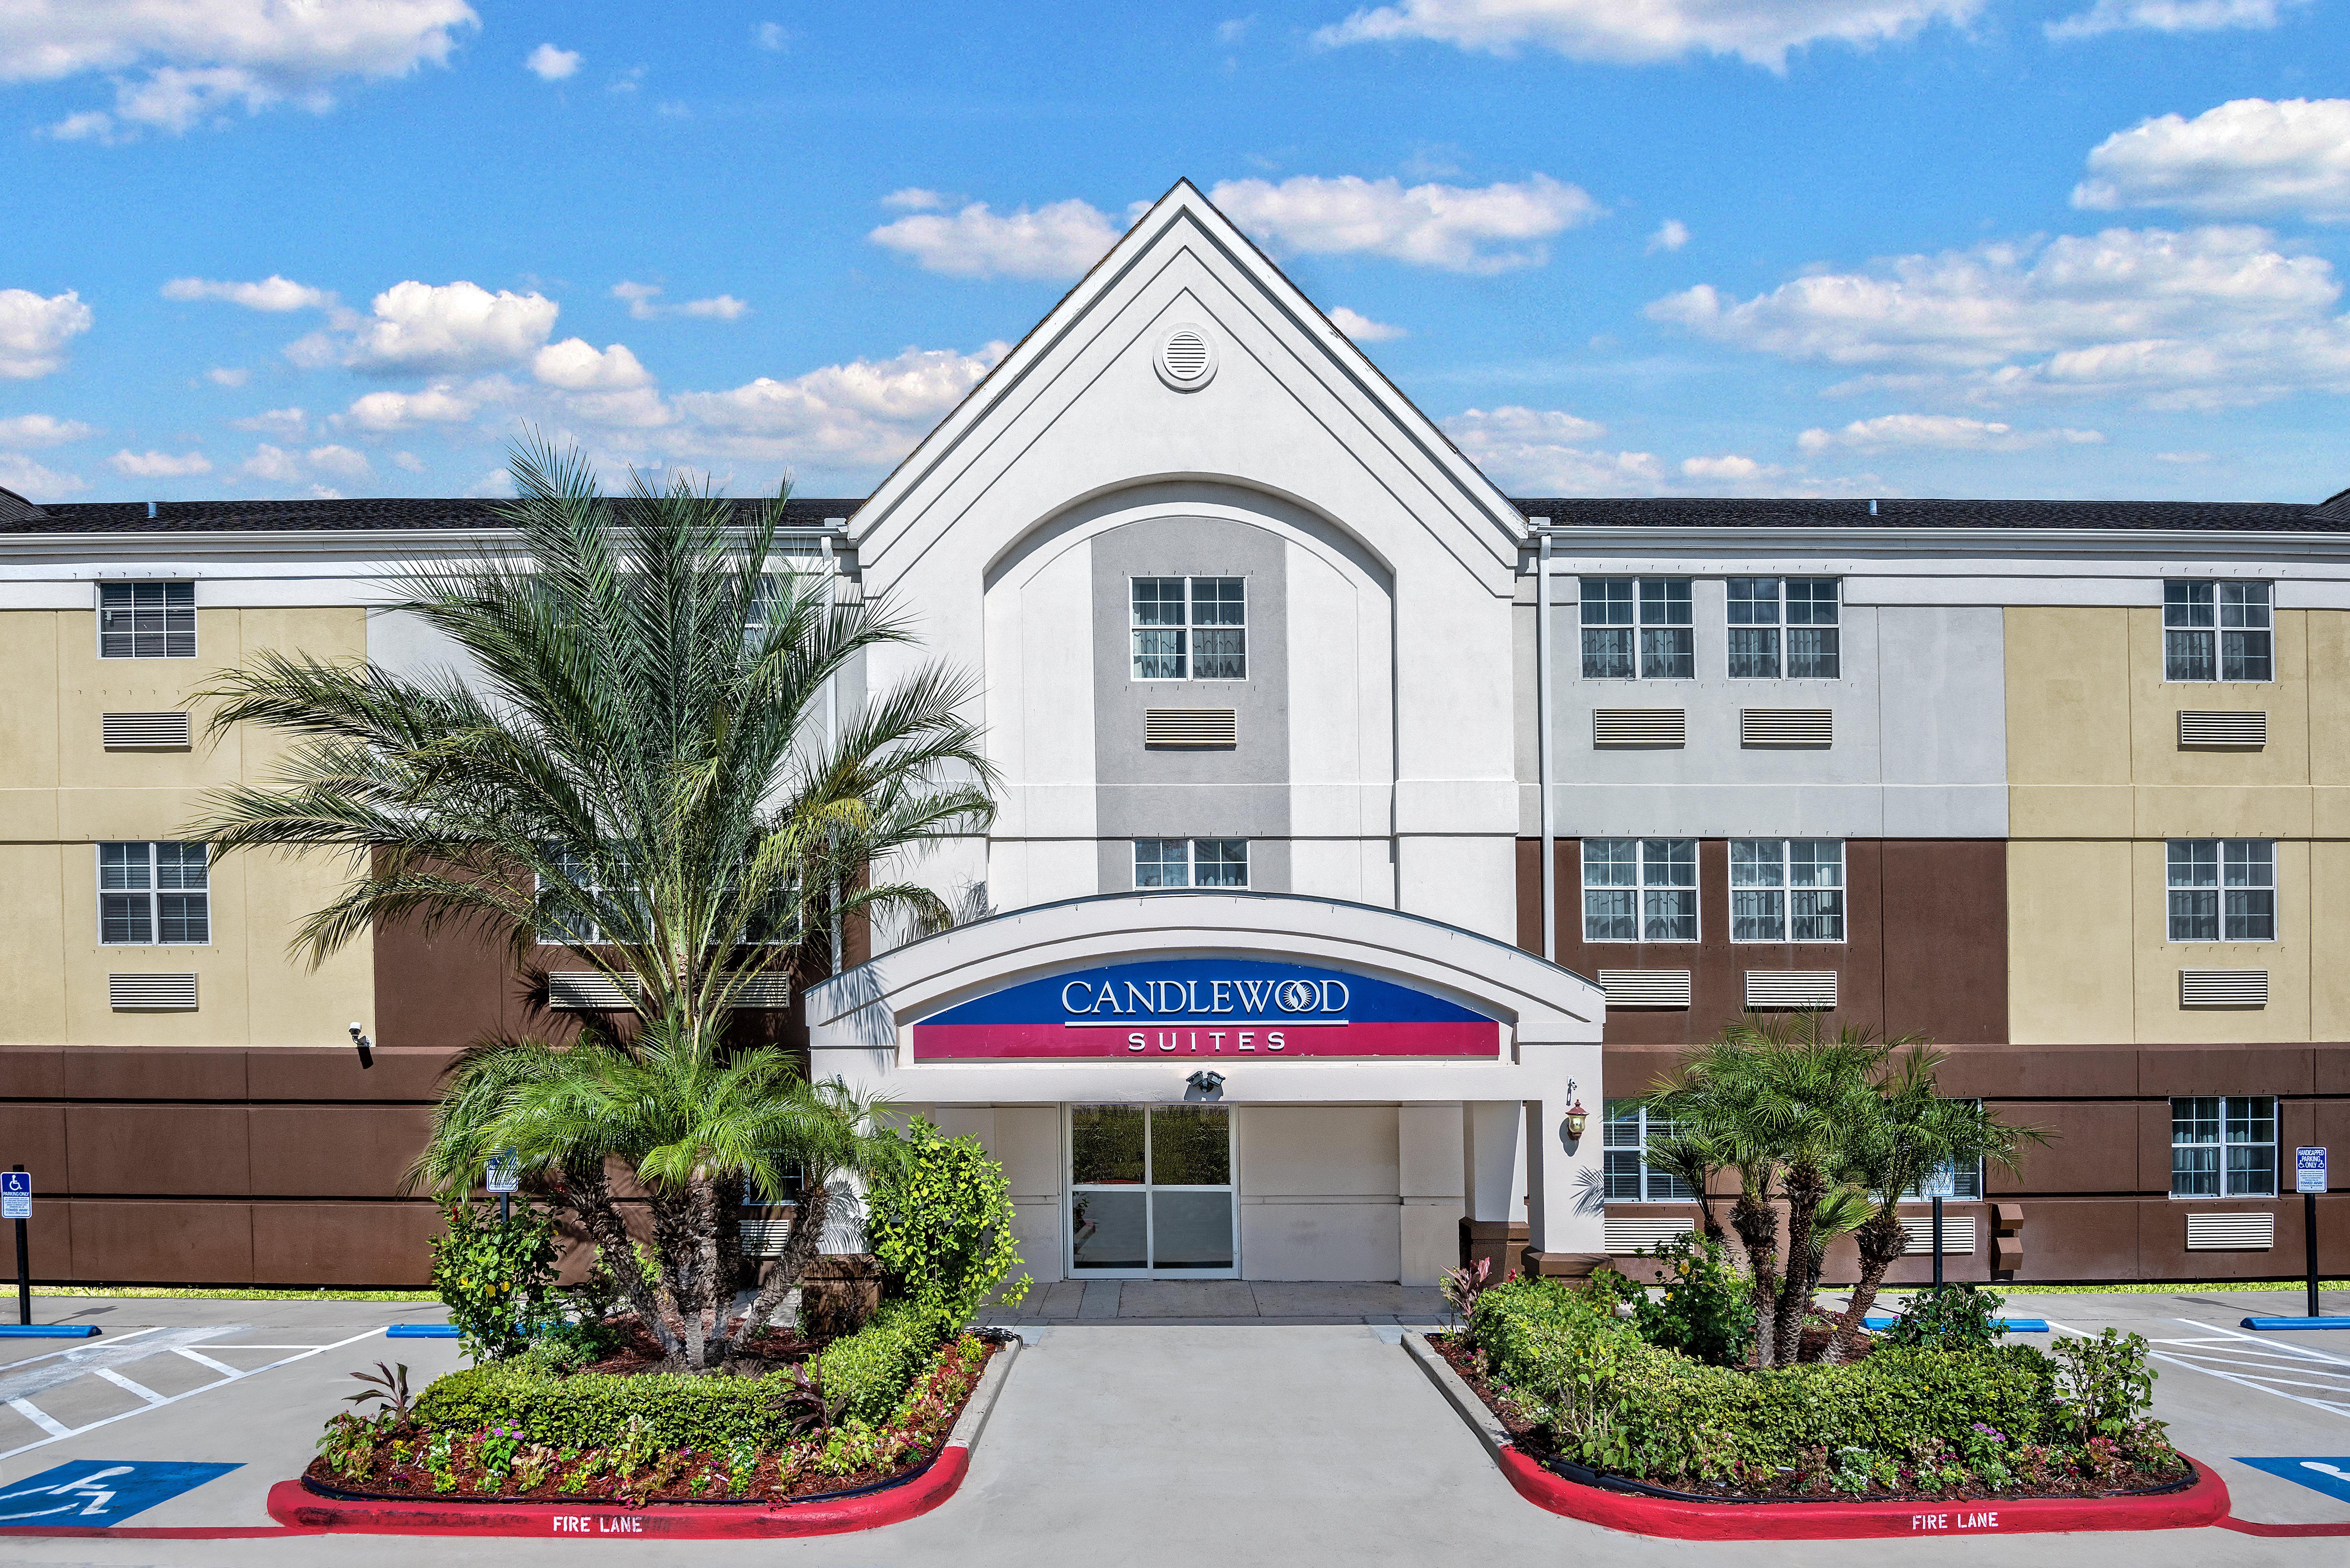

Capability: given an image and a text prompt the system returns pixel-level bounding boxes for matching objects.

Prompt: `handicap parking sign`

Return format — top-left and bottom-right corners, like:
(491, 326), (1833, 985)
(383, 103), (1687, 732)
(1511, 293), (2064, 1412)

(0, 1459), (239, 1526)
(0, 1171), (28, 1221)
(2236, 1457), (2350, 1506)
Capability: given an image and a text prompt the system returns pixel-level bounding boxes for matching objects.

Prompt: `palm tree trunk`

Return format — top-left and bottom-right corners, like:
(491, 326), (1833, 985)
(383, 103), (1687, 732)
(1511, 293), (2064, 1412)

(1825, 1211), (1907, 1363)
(689, 1176), (723, 1368)
(1773, 1168), (1826, 1367)
(560, 1160), (677, 1354)
(1728, 1189), (1781, 1368)
(713, 1172), (745, 1331)
(721, 1180), (830, 1372)
(647, 1190), (702, 1368)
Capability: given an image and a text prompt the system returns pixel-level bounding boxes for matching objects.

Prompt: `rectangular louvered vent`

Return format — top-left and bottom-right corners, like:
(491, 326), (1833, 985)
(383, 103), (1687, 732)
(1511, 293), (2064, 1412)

(1740, 708), (1833, 748)
(109, 973), (197, 1011)
(1592, 708), (1687, 748)
(1604, 1218), (1696, 1254)
(740, 1210), (795, 1257)
(1900, 1216), (1977, 1255)
(2180, 969), (2268, 1009)
(101, 711), (192, 748)
(1744, 971), (1837, 1009)
(1600, 969), (1692, 1009)
(547, 972), (639, 1010)
(1144, 708), (1238, 748)
(2178, 710), (2267, 750)
(731, 975), (792, 1009)
(2186, 1211), (2275, 1251)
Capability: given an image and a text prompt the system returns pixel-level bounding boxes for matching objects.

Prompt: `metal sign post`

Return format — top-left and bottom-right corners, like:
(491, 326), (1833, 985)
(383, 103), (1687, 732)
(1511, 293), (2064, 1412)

(4, 1167), (30, 1326)
(1931, 1194), (1945, 1292)
(2297, 1147), (2328, 1320)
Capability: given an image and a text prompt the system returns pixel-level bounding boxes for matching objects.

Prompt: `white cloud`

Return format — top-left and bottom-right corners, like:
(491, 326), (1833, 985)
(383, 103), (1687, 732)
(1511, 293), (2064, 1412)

(755, 22), (790, 49)
(162, 274), (332, 312)
(0, 414), (96, 448)
(881, 188), (947, 212)
(870, 199), (1124, 281)
(1679, 454), (1783, 481)
(339, 381), (485, 432)
(393, 450), (427, 472)
(611, 281), (665, 319)
(241, 443), (302, 482)
(344, 281), (559, 374)
(0, 289), (95, 379)
(2156, 449), (2213, 463)
(305, 443), (372, 479)
(533, 339), (652, 391)
(109, 448), (212, 477)
(1797, 414), (2105, 452)
(1314, 0), (1981, 69)
(1440, 406), (1663, 493)
(0, 454), (83, 496)
(1648, 224), (2350, 408)
(205, 366), (250, 387)
(679, 294), (749, 319)
(6, 0), (478, 140)
(231, 406), (308, 438)
(1647, 218), (1691, 254)
(1329, 306), (1407, 341)
(1207, 174), (1600, 273)
(2073, 99), (2350, 223)
(2046, 0), (2304, 39)
(670, 343), (1004, 466)
(1217, 16), (1257, 43)
(525, 43), (580, 80)
(610, 282), (748, 321)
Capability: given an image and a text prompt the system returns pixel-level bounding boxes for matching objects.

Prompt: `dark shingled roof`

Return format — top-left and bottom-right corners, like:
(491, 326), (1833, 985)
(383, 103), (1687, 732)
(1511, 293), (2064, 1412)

(5, 486), (2348, 535)
(0, 494), (864, 535)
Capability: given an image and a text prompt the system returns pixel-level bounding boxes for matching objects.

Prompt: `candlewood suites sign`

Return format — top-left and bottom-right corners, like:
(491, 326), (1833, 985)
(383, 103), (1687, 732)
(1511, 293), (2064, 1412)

(910, 958), (1501, 1061)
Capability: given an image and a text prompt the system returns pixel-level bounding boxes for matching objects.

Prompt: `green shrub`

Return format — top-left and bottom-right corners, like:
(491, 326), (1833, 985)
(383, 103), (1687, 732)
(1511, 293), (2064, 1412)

(1467, 1277), (2061, 1485)
(428, 1201), (559, 1363)
(1627, 1234), (1755, 1367)
(1882, 1283), (2008, 1352)
(865, 1118), (1031, 1328)
(2050, 1327), (2159, 1441)
(817, 1301), (940, 1425)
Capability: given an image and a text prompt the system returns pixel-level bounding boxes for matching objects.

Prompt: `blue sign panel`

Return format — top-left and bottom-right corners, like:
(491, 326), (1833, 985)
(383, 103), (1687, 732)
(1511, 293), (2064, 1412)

(912, 957), (1501, 1061)
(0, 1460), (240, 1526)
(2235, 1457), (2350, 1504)
(2297, 1146), (2328, 1194)
(0, 1171), (26, 1221)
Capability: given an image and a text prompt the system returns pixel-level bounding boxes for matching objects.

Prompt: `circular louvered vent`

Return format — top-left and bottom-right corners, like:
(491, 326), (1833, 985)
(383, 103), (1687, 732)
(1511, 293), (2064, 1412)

(1154, 324), (1216, 390)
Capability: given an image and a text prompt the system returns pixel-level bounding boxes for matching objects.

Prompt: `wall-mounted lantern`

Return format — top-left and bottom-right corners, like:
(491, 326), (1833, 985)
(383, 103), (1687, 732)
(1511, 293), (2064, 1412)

(1563, 1099), (1589, 1141)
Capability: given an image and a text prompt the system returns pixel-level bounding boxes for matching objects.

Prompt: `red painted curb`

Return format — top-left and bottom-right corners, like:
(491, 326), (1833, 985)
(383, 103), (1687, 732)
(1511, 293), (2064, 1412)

(1495, 1446), (2233, 1539)
(2220, 1516), (2350, 1537)
(258, 1446), (969, 1539)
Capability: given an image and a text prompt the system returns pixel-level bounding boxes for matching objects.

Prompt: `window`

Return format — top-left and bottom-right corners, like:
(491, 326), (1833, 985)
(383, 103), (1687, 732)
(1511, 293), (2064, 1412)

(1730, 839), (1845, 942)
(1602, 1102), (1697, 1201)
(2167, 839), (2275, 942)
(2171, 1096), (2277, 1197)
(98, 582), (195, 659)
(1727, 577), (1839, 679)
(1131, 577), (1245, 681)
(1581, 838), (1697, 942)
(1134, 838), (1248, 889)
(2165, 581), (2271, 683)
(535, 846), (649, 945)
(98, 842), (209, 944)
(1579, 578), (1693, 679)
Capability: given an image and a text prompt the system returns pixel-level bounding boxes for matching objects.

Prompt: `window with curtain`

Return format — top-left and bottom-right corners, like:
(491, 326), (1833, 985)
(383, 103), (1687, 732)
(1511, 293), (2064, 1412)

(1727, 576), (1839, 679)
(1603, 1101), (1698, 1201)
(2166, 839), (2275, 942)
(2164, 581), (2271, 682)
(1729, 839), (1845, 942)
(2170, 1096), (2276, 1196)
(1579, 578), (1693, 679)
(1581, 838), (1698, 942)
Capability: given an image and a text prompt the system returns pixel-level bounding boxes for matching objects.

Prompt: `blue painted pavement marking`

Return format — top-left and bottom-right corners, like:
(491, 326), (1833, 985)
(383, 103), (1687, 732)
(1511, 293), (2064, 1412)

(0, 1459), (240, 1526)
(0, 1326), (98, 1339)
(2243, 1316), (2350, 1330)
(386, 1323), (458, 1338)
(2235, 1457), (2350, 1506)
(1861, 1314), (2050, 1333)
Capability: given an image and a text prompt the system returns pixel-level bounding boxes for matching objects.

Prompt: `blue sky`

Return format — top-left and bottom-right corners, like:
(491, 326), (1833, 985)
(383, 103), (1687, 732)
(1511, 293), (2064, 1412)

(2, 0), (2346, 506)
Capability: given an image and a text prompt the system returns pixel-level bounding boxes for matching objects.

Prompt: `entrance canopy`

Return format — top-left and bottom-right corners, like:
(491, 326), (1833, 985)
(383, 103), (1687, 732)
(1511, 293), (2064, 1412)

(805, 891), (1603, 1106)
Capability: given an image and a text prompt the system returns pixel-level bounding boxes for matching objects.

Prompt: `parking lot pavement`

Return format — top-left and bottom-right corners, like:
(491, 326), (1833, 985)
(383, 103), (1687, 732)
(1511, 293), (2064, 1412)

(1, 1294), (2344, 1567)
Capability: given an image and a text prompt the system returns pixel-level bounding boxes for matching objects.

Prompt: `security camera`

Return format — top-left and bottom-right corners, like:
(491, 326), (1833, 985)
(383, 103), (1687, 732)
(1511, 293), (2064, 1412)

(349, 1022), (374, 1070)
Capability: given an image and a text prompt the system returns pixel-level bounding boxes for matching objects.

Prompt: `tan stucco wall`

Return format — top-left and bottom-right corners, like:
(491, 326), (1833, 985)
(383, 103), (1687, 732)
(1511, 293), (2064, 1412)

(2006, 605), (2348, 1044)
(0, 604), (373, 1048)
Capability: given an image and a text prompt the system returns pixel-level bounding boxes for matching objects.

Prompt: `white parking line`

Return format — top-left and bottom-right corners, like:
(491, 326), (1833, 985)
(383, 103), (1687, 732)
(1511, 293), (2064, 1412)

(2045, 1314), (2350, 1423)
(0, 1324), (390, 1464)
(171, 1347), (241, 1378)
(0, 1327), (161, 1368)
(91, 1368), (165, 1406)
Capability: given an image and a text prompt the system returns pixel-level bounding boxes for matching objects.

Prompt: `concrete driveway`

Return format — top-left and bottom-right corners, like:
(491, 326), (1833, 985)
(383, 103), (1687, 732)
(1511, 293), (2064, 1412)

(0, 1290), (2344, 1566)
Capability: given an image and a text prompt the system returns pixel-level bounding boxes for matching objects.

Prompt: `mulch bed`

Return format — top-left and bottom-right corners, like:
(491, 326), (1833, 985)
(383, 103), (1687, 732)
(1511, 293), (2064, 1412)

(1423, 1331), (2190, 1504)
(575, 1319), (823, 1376)
(306, 1335), (1000, 1507)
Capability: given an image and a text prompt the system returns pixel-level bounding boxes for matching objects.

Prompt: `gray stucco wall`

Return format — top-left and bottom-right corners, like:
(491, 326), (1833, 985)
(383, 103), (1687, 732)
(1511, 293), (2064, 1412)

(1091, 516), (1292, 891)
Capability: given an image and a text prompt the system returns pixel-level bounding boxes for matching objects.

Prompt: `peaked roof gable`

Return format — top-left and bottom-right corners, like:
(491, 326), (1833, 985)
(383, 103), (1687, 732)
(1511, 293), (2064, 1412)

(845, 179), (1528, 586)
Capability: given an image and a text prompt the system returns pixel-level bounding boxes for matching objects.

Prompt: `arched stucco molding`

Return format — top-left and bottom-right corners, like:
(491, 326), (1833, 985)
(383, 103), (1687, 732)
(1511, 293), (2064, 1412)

(980, 478), (1395, 600)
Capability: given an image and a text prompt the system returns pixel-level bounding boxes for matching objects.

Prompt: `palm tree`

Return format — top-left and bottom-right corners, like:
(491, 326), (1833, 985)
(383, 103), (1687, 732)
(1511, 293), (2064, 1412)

(1823, 1049), (2046, 1362)
(187, 439), (996, 1371)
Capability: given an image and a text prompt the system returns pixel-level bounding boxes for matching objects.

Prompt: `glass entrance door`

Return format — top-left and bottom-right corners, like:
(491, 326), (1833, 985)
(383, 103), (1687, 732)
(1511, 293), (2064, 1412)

(1068, 1104), (1236, 1278)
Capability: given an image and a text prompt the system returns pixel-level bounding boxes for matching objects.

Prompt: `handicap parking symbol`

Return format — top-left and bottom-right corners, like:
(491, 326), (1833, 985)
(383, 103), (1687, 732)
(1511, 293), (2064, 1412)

(2236, 1457), (2350, 1505)
(0, 1459), (240, 1526)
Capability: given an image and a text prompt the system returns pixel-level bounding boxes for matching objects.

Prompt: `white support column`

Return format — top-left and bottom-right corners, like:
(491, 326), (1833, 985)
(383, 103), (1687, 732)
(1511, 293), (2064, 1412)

(1398, 1103), (1465, 1287)
(1524, 1093), (1606, 1268)
(1464, 1101), (1522, 1222)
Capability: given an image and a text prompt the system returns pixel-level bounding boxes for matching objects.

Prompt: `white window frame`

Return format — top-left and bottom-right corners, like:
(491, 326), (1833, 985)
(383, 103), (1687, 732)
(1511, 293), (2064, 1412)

(1580, 838), (1698, 943)
(1578, 577), (1694, 681)
(1729, 838), (1846, 944)
(1066, 1103), (1239, 1280)
(2166, 838), (2277, 944)
(1133, 838), (1249, 889)
(1602, 1101), (1697, 1202)
(1129, 576), (1247, 682)
(2169, 1095), (2277, 1198)
(1726, 576), (1840, 680)
(97, 581), (196, 659)
(97, 841), (210, 945)
(2164, 581), (2272, 684)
